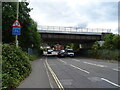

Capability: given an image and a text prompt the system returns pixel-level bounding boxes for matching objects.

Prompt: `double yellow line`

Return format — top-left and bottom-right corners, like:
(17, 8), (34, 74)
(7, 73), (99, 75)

(45, 58), (64, 90)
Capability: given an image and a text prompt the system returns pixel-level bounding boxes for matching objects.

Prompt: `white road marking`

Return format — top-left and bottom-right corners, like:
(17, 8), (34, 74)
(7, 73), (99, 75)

(58, 58), (67, 64)
(72, 59), (80, 62)
(101, 78), (120, 87)
(58, 58), (89, 74)
(70, 64), (90, 74)
(83, 62), (107, 67)
(44, 63), (53, 88)
(45, 59), (64, 89)
(112, 68), (119, 72)
(73, 59), (119, 72)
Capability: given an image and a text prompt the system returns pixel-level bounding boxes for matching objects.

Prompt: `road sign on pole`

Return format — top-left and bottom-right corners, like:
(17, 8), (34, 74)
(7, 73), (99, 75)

(12, 27), (21, 35)
(12, 2), (21, 48)
(12, 19), (21, 28)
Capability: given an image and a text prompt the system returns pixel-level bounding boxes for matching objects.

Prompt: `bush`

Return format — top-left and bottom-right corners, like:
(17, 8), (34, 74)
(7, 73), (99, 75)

(98, 49), (120, 60)
(29, 54), (40, 61)
(87, 49), (120, 61)
(2, 44), (31, 89)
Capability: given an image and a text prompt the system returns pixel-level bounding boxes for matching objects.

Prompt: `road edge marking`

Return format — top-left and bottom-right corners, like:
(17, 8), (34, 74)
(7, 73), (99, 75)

(101, 78), (120, 87)
(44, 62), (53, 88)
(45, 58), (64, 90)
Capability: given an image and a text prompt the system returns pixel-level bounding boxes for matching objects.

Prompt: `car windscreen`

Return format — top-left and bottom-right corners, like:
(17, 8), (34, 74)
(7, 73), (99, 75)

(67, 50), (73, 52)
(61, 50), (65, 52)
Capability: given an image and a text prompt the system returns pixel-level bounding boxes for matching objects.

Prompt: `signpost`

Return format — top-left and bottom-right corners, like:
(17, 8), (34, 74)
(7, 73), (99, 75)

(12, 19), (21, 28)
(12, 19), (21, 47)
(12, 1), (21, 48)
(12, 27), (21, 35)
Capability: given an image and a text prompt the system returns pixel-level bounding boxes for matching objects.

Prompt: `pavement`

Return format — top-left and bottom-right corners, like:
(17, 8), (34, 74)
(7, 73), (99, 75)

(17, 56), (120, 89)
(17, 56), (57, 89)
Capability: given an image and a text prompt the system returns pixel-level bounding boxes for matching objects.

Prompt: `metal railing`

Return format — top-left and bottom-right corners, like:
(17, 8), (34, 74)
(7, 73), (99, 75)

(38, 25), (111, 33)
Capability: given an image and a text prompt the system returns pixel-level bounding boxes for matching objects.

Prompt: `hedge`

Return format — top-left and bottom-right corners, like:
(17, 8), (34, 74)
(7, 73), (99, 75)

(2, 44), (31, 90)
(87, 49), (120, 61)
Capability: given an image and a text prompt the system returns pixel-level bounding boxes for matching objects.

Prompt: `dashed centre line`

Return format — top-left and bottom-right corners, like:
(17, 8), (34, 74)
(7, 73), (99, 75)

(72, 59), (80, 62)
(58, 58), (90, 74)
(72, 59), (119, 72)
(83, 62), (107, 67)
(112, 68), (119, 72)
(72, 59), (107, 68)
(58, 59), (67, 64)
(101, 78), (120, 87)
(70, 64), (90, 74)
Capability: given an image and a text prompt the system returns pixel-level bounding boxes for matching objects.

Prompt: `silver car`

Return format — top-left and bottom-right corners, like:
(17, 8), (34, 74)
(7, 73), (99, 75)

(65, 49), (74, 57)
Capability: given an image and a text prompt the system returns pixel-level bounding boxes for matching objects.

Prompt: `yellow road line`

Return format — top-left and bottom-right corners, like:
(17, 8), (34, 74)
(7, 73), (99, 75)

(45, 58), (64, 90)
(44, 63), (53, 88)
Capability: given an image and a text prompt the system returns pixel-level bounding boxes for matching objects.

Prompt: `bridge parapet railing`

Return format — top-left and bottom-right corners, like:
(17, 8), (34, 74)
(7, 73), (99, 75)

(38, 25), (111, 33)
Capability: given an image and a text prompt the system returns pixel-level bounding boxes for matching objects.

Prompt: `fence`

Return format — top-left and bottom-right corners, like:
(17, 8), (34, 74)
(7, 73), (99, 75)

(38, 25), (111, 33)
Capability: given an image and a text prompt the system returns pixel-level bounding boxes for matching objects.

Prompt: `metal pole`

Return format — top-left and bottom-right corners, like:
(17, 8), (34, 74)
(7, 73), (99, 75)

(16, 1), (19, 48)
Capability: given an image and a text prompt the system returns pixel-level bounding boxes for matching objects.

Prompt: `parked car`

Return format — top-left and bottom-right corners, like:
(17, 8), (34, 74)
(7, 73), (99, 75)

(47, 49), (53, 56)
(65, 49), (74, 57)
(57, 50), (66, 57)
(52, 50), (59, 56)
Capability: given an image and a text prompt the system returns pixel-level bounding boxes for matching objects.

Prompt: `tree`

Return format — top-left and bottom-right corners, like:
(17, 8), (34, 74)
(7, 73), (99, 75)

(102, 33), (114, 49)
(112, 35), (120, 49)
(92, 41), (100, 51)
(2, 2), (18, 43)
(65, 43), (79, 50)
(2, 2), (41, 51)
(73, 43), (79, 50)
(19, 18), (41, 50)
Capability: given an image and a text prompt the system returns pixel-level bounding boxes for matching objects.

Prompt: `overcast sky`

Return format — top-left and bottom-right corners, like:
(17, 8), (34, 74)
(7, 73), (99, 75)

(28, 0), (119, 34)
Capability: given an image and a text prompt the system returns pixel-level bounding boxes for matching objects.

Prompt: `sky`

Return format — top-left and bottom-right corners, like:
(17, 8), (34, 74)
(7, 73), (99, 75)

(28, 0), (119, 34)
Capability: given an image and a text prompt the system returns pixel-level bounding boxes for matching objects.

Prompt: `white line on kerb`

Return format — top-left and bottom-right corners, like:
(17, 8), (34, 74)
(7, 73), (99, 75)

(70, 64), (90, 74)
(84, 62), (107, 67)
(101, 78), (120, 87)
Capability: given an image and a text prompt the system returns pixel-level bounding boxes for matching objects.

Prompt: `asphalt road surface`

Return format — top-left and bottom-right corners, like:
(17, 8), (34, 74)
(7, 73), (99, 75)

(18, 56), (119, 89)
(47, 56), (119, 88)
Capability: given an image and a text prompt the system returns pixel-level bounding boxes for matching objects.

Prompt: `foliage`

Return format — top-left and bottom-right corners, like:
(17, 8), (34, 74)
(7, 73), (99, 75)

(112, 35), (120, 49)
(65, 43), (79, 50)
(2, 2), (41, 51)
(97, 49), (120, 60)
(87, 33), (120, 61)
(92, 41), (100, 51)
(29, 54), (40, 61)
(72, 43), (79, 50)
(102, 33), (114, 49)
(87, 49), (120, 61)
(2, 44), (31, 89)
